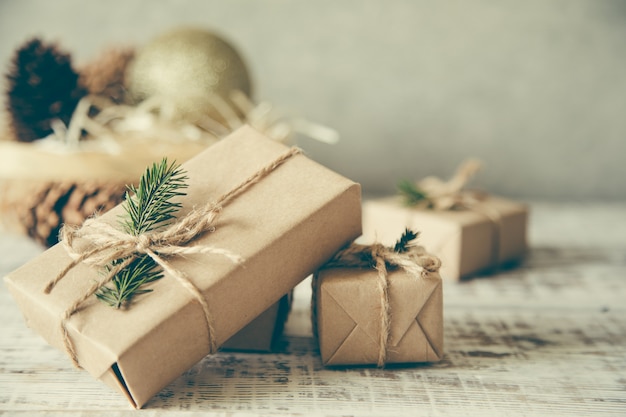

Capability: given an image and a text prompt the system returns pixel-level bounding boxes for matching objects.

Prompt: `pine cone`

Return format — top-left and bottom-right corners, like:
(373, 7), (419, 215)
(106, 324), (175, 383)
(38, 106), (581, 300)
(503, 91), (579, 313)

(80, 47), (135, 104)
(5, 38), (87, 142)
(18, 181), (126, 247)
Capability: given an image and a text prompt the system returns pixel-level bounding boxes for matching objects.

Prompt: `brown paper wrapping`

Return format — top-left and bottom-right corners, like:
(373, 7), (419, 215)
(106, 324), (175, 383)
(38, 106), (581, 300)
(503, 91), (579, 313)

(362, 196), (528, 281)
(4, 125), (362, 408)
(314, 267), (443, 366)
(221, 293), (292, 352)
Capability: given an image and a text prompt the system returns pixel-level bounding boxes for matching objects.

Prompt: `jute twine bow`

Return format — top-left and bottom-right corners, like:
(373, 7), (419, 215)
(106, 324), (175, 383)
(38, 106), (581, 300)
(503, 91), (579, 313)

(312, 242), (441, 367)
(413, 159), (484, 211)
(43, 147), (302, 368)
(410, 159), (503, 269)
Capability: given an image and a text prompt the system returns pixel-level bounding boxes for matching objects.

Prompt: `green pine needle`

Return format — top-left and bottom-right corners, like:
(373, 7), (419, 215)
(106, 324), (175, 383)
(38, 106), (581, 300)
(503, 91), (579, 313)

(95, 255), (163, 309)
(397, 180), (428, 206)
(96, 158), (188, 309)
(393, 228), (419, 253)
(122, 158), (189, 236)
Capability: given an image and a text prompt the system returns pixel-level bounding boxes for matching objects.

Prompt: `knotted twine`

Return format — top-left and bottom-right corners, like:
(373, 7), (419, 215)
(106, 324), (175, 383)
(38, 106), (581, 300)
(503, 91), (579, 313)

(43, 146), (302, 368)
(407, 159), (504, 270)
(311, 242), (441, 367)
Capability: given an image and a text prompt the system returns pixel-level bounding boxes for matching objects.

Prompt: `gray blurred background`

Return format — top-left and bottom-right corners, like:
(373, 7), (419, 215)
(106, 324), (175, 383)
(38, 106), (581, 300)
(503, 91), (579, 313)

(1, 0), (625, 201)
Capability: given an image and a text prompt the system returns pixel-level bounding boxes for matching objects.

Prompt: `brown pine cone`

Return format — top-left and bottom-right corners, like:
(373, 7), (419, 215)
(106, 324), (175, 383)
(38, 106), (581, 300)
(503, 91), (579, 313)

(80, 47), (135, 104)
(5, 38), (87, 142)
(18, 181), (127, 247)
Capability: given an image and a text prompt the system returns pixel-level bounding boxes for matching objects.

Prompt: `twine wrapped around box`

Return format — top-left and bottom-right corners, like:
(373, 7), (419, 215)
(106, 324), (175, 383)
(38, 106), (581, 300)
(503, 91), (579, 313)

(399, 160), (506, 271)
(5, 125), (362, 408)
(363, 161), (528, 281)
(312, 239), (441, 367)
(44, 147), (301, 368)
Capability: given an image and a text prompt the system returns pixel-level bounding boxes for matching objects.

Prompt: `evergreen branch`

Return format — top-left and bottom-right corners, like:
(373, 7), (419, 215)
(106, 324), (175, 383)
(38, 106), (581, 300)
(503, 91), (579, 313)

(95, 255), (163, 309)
(393, 228), (419, 253)
(122, 158), (189, 235)
(397, 180), (428, 206)
(96, 158), (188, 308)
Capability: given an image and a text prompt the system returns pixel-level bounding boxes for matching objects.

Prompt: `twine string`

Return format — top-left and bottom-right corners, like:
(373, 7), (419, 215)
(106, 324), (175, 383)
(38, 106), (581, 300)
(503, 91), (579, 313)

(413, 159), (483, 211)
(43, 147), (302, 368)
(372, 247), (390, 367)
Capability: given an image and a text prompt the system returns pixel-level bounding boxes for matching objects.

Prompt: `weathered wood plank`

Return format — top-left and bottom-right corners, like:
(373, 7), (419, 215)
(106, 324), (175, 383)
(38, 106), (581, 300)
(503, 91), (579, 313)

(1, 203), (625, 416)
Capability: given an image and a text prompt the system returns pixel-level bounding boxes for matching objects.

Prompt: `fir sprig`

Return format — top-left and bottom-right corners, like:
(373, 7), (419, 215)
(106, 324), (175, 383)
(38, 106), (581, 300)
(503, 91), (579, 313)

(393, 228), (419, 253)
(397, 180), (428, 206)
(95, 256), (163, 309)
(96, 158), (188, 309)
(122, 159), (189, 235)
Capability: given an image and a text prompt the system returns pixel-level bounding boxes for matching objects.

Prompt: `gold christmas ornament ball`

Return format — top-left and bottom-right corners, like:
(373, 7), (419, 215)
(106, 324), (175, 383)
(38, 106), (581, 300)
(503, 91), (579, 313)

(126, 27), (252, 122)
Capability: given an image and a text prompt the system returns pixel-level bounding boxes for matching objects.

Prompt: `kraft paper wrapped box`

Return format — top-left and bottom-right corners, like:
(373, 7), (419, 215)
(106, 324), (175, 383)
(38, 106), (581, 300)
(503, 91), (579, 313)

(312, 241), (444, 366)
(4, 125), (362, 408)
(362, 196), (528, 281)
(221, 293), (292, 352)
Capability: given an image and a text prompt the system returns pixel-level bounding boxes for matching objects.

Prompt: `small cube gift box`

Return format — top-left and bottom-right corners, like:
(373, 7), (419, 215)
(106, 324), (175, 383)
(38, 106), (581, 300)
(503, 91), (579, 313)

(363, 160), (528, 281)
(221, 292), (292, 352)
(312, 230), (444, 367)
(4, 125), (362, 408)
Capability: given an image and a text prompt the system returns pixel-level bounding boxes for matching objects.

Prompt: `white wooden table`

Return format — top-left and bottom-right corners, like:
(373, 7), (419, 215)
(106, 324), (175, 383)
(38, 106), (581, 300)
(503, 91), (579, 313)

(1, 202), (625, 417)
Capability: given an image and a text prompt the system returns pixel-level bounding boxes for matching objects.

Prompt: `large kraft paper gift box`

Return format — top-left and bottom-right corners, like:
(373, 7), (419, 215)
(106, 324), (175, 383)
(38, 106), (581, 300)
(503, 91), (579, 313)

(221, 292), (292, 352)
(312, 236), (443, 366)
(4, 125), (362, 408)
(362, 196), (527, 281)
